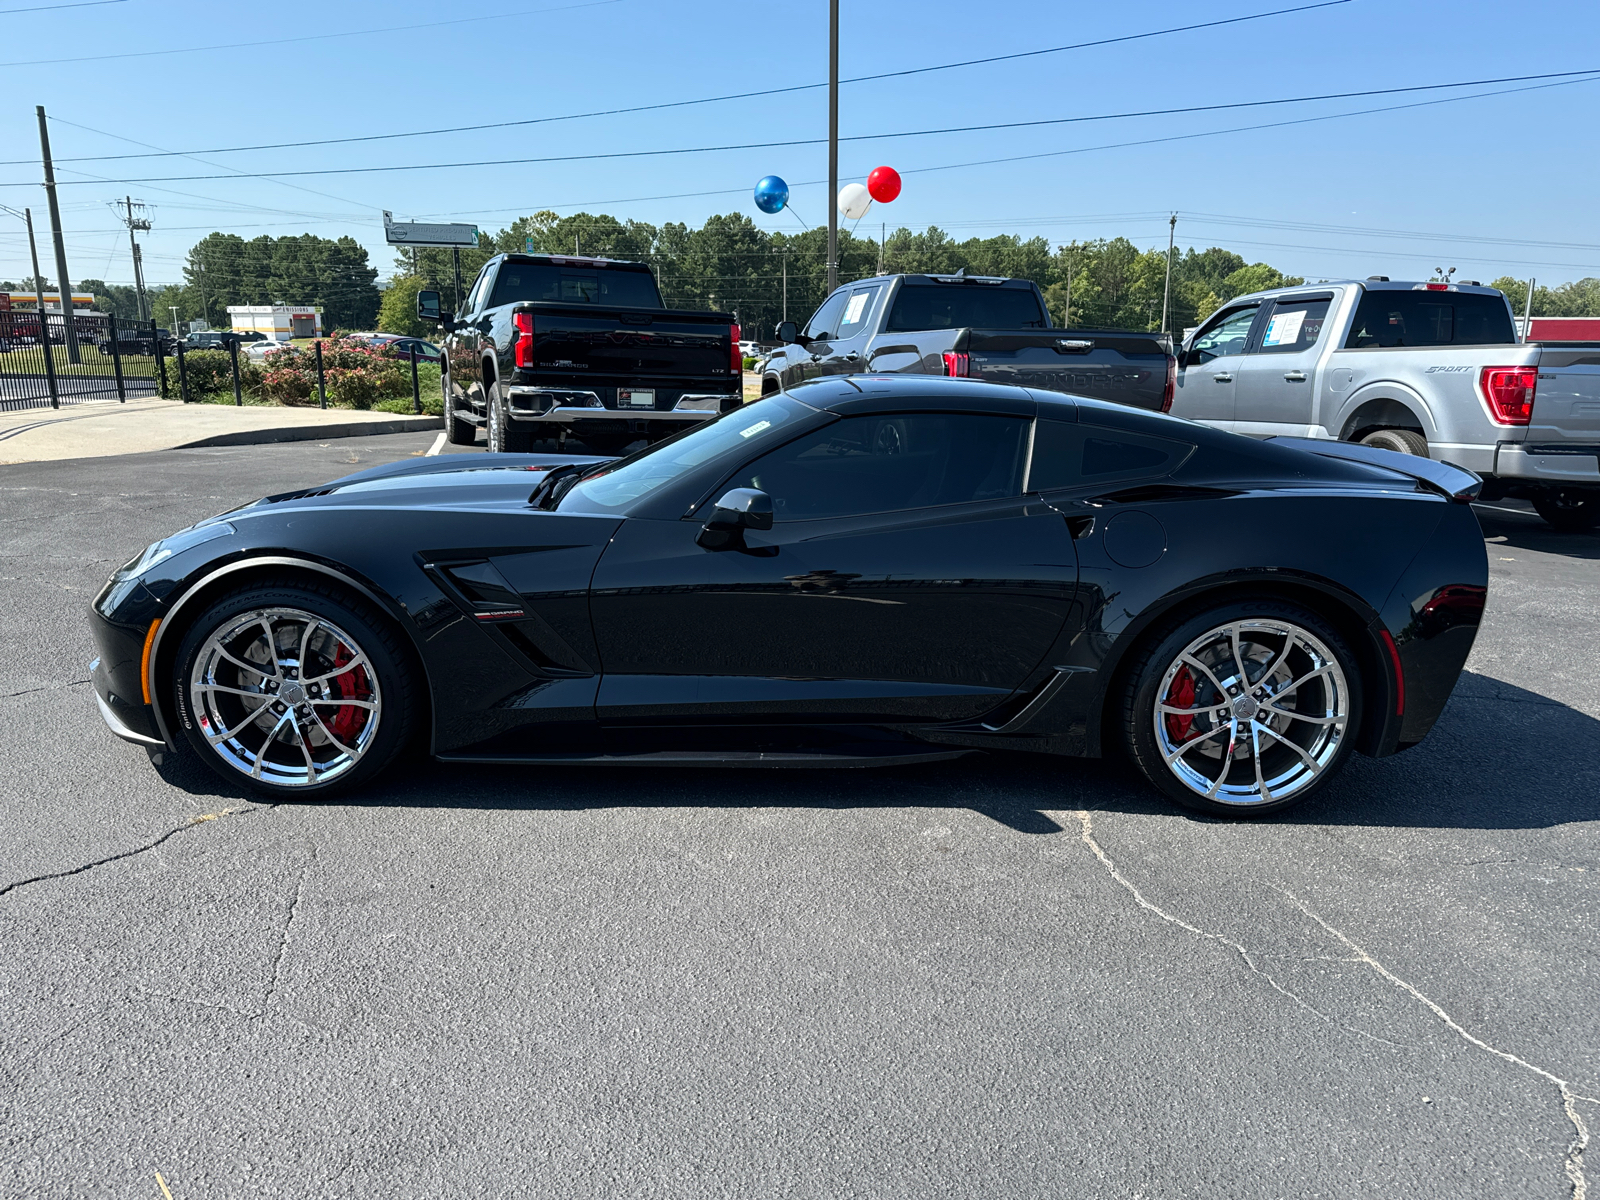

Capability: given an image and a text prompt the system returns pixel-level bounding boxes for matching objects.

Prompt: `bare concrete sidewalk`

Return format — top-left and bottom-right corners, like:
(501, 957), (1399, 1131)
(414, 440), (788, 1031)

(0, 398), (441, 464)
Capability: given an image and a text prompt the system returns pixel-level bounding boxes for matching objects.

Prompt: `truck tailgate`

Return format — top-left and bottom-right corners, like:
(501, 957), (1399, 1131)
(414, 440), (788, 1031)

(962, 329), (1173, 411)
(525, 304), (733, 381)
(1531, 345), (1600, 447)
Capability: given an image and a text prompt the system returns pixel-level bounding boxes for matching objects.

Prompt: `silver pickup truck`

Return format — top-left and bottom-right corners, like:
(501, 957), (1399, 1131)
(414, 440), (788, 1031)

(1171, 278), (1600, 530)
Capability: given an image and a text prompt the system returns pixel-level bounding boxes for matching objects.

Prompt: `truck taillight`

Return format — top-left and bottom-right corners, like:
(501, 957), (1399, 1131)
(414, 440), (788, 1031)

(1480, 366), (1536, 425)
(514, 312), (534, 369)
(1161, 355), (1176, 413)
(730, 322), (742, 375)
(943, 351), (970, 377)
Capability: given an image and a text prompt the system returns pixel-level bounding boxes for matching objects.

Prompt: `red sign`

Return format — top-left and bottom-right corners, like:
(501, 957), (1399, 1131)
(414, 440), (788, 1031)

(1528, 317), (1600, 342)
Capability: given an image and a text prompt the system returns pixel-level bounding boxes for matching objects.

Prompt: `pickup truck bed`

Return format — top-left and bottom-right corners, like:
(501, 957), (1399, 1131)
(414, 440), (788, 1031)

(763, 273), (1175, 413)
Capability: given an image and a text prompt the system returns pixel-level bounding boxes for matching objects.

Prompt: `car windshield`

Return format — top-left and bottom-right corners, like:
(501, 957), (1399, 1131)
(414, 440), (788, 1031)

(558, 395), (813, 513)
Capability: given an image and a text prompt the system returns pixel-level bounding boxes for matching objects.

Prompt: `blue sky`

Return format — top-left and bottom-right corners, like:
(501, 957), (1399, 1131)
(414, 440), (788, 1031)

(1, 0), (1596, 291)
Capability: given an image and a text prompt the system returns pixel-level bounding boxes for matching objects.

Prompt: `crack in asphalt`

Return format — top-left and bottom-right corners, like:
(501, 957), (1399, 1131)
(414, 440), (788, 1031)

(1276, 886), (1595, 1200)
(1070, 811), (1406, 1049)
(1074, 810), (1596, 1197)
(0, 806), (260, 899)
(3, 679), (89, 699)
(261, 849), (315, 1012)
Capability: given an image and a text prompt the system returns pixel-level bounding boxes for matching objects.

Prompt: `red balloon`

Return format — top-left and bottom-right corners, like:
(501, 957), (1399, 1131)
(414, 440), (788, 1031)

(867, 165), (901, 204)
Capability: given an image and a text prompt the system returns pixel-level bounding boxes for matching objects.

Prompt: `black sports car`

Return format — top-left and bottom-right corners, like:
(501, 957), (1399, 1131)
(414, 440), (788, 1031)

(90, 375), (1488, 816)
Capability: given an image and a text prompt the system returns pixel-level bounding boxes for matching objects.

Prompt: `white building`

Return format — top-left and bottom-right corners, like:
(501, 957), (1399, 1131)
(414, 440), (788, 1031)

(226, 304), (324, 340)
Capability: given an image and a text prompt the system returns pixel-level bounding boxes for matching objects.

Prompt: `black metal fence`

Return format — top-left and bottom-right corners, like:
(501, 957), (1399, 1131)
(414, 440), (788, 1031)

(0, 311), (166, 412)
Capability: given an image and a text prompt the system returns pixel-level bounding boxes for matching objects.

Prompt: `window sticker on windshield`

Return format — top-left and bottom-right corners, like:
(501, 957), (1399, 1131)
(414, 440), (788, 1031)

(842, 291), (870, 326)
(739, 420), (772, 439)
(1262, 309), (1307, 347)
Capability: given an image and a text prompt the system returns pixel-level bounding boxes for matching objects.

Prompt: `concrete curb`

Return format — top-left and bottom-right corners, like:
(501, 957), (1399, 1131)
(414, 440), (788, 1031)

(175, 414), (443, 449)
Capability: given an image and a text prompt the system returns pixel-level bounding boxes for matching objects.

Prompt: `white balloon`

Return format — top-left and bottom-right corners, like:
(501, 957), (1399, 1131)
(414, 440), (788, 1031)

(837, 183), (872, 220)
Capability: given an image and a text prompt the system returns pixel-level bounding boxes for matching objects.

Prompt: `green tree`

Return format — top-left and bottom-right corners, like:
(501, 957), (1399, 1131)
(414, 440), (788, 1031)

(1489, 276), (1600, 317)
(1220, 262), (1304, 302)
(378, 275), (426, 336)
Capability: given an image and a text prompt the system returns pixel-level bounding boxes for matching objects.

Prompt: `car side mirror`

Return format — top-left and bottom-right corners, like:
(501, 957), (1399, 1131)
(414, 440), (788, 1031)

(696, 488), (774, 550)
(775, 320), (808, 347)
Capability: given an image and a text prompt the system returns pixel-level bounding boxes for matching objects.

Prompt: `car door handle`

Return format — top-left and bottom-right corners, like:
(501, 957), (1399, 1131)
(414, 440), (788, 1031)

(1212, 372), (1233, 383)
(1283, 370), (1307, 382)
(810, 354), (824, 362)
(841, 352), (860, 362)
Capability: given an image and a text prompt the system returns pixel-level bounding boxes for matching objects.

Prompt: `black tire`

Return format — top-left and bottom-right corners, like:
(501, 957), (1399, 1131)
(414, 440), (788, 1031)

(484, 380), (533, 453)
(170, 581), (421, 799)
(1121, 598), (1363, 817)
(1360, 427), (1428, 457)
(444, 375), (475, 445)
(1532, 489), (1600, 532)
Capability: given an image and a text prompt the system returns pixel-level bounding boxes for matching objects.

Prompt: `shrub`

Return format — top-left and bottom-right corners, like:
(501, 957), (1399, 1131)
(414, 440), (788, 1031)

(180, 349), (261, 398)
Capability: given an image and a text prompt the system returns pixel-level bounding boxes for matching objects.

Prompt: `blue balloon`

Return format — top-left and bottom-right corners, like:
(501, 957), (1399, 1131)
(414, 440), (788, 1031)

(753, 175), (789, 215)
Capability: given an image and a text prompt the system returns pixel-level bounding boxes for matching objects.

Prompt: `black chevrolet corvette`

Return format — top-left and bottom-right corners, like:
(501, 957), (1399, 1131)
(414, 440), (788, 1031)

(90, 375), (1488, 816)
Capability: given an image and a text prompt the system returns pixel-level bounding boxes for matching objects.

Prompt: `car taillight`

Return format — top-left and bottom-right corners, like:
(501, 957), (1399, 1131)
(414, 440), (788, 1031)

(1424, 282), (1450, 291)
(1480, 365), (1536, 425)
(730, 322), (742, 375)
(943, 351), (970, 377)
(1161, 355), (1176, 413)
(514, 311), (534, 369)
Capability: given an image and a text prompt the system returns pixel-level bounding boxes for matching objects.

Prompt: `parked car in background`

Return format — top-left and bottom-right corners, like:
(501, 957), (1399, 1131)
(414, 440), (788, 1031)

(372, 335), (443, 363)
(243, 338), (292, 363)
(418, 252), (743, 455)
(1171, 278), (1600, 530)
(762, 272), (1175, 413)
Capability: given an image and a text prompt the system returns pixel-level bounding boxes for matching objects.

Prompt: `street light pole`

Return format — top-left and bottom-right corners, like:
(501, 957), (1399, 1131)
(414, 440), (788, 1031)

(826, 0), (839, 294)
(1160, 213), (1176, 334)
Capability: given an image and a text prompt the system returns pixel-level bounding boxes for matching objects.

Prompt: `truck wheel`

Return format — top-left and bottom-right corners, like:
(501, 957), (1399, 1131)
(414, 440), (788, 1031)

(444, 380), (475, 445)
(1360, 428), (1428, 456)
(485, 381), (532, 453)
(1532, 489), (1600, 533)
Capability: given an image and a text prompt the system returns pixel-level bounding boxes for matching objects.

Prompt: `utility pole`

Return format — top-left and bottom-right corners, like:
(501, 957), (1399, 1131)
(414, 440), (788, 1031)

(772, 245), (789, 326)
(1064, 259), (1073, 328)
(1522, 277), (1536, 342)
(36, 106), (81, 363)
(879, 222), (885, 276)
(194, 254), (210, 330)
(114, 196), (152, 322)
(826, 0), (839, 293)
(1160, 213), (1176, 334)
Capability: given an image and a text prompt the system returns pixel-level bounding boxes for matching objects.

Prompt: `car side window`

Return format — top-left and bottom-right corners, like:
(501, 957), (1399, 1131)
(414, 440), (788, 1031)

(1189, 305), (1259, 365)
(803, 290), (850, 342)
(1254, 296), (1332, 355)
(461, 268), (490, 318)
(835, 284), (883, 340)
(725, 413), (1029, 521)
(1028, 419), (1194, 492)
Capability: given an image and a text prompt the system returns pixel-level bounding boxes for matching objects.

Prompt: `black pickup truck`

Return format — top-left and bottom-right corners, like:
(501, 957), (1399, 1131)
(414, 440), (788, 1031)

(762, 273), (1174, 412)
(418, 253), (743, 454)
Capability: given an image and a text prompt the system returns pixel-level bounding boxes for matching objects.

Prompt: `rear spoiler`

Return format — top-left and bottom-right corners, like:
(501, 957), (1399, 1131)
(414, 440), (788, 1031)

(1268, 437), (1482, 503)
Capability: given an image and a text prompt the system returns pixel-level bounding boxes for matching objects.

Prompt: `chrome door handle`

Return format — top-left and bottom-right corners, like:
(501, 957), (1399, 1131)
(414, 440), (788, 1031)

(842, 352), (860, 362)
(809, 354), (823, 362)
(1283, 371), (1307, 382)
(1212, 373), (1233, 383)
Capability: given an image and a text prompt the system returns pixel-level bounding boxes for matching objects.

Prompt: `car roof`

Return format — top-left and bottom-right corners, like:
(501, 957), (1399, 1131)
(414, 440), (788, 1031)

(783, 373), (1044, 414)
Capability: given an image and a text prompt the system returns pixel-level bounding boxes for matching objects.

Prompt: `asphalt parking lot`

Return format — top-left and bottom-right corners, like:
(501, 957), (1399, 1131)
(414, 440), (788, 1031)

(2, 429), (1596, 1199)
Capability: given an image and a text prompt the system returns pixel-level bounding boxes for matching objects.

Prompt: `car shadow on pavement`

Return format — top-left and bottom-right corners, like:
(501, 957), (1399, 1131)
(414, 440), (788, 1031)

(149, 672), (1597, 835)
(1475, 506), (1600, 559)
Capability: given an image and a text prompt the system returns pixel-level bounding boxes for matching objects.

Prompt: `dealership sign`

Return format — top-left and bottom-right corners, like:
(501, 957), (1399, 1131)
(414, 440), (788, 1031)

(382, 211), (479, 248)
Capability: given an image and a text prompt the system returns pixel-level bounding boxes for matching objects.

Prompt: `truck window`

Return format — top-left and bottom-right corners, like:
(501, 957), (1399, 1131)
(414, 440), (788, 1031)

(489, 263), (662, 309)
(1189, 305), (1259, 364)
(835, 284), (883, 339)
(804, 290), (850, 341)
(1345, 291), (1515, 348)
(885, 284), (1049, 332)
(1255, 296), (1331, 355)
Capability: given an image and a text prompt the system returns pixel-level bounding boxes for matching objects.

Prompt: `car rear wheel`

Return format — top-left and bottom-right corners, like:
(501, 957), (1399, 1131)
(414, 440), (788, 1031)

(1532, 489), (1600, 532)
(485, 380), (532, 453)
(1359, 427), (1428, 456)
(1122, 600), (1362, 816)
(172, 583), (420, 798)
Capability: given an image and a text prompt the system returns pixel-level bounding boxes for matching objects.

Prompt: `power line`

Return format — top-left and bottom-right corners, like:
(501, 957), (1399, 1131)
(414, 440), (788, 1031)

(0, 0), (125, 12)
(0, 0), (623, 68)
(2, 1), (1353, 165)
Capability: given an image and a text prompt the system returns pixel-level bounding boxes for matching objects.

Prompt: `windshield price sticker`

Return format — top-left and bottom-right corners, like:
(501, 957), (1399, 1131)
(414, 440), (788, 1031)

(1262, 309), (1307, 348)
(739, 420), (772, 439)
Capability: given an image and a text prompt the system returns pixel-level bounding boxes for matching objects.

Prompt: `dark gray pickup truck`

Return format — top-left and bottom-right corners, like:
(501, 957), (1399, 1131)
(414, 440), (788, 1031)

(762, 273), (1175, 412)
(418, 253), (743, 454)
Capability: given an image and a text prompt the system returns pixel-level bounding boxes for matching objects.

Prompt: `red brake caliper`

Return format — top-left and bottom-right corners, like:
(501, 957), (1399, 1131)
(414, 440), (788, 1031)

(326, 642), (370, 744)
(1165, 665), (1196, 743)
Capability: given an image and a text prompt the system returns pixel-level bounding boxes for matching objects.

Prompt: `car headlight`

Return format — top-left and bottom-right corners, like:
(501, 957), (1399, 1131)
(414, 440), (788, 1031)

(113, 521), (235, 582)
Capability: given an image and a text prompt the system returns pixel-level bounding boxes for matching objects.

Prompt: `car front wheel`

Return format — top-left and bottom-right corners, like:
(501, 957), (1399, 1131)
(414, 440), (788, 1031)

(171, 582), (420, 798)
(1532, 489), (1600, 532)
(485, 380), (532, 453)
(1122, 600), (1362, 816)
(444, 376), (475, 445)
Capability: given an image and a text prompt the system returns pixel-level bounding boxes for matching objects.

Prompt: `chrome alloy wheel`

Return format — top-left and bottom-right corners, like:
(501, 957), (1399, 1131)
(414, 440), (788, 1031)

(1153, 619), (1349, 806)
(188, 606), (381, 787)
